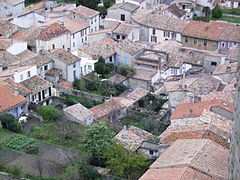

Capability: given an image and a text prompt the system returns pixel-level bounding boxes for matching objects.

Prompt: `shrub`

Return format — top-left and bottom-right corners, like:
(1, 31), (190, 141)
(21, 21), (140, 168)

(37, 106), (62, 121)
(0, 114), (21, 133)
(116, 64), (136, 77)
(212, 5), (222, 18)
(25, 145), (40, 155)
(95, 56), (113, 77)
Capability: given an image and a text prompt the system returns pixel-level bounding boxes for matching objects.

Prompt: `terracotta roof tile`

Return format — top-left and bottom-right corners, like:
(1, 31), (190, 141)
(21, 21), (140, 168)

(72, 5), (99, 18)
(48, 49), (81, 65)
(213, 62), (238, 75)
(0, 85), (27, 113)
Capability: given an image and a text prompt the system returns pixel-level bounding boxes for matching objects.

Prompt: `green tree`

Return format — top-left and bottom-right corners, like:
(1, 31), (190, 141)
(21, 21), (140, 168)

(212, 5), (222, 18)
(104, 142), (150, 179)
(0, 114), (21, 133)
(202, 7), (211, 19)
(37, 106), (62, 121)
(83, 122), (114, 161)
(116, 64), (136, 77)
(95, 56), (113, 77)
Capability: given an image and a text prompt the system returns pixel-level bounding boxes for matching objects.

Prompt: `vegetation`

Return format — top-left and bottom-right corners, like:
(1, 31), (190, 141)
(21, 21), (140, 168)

(95, 56), (114, 78)
(104, 142), (150, 179)
(0, 129), (8, 138)
(73, 74), (128, 97)
(211, 16), (240, 23)
(0, 114), (21, 133)
(212, 5), (223, 18)
(61, 94), (103, 108)
(115, 64), (136, 77)
(221, 8), (240, 15)
(25, 145), (40, 155)
(82, 122), (114, 164)
(1, 134), (35, 151)
(37, 106), (62, 121)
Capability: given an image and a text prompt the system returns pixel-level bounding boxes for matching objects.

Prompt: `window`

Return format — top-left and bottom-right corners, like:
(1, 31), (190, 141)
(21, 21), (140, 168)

(88, 65), (92, 71)
(82, 38), (84, 43)
(73, 34), (75, 39)
(116, 55), (121, 64)
(73, 62), (76, 68)
(95, 27), (97, 31)
(172, 32), (176, 40)
(116, 35), (121, 40)
(211, 61), (217, 66)
(185, 37), (188, 43)
(63, 45), (65, 49)
(152, 28), (156, 35)
(73, 42), (75, 47)
(124, 57), (128, 64)
(52, 44), (55, 49)
(204, 39), (207, 46)
(20, 74), (23, 81)
(151, 36), (157, 43)
(194, 38), (197, 45)
(44, 65), (48, 71)
(91, 21), (93, 24)
(32, 95), (35, 101)
(212, 42), (216, 46)
(171, 69), (177, 75)
(149, 150), (154, 155)
(164, 31), (170, 37)
(85, 36), (87, 41)
(121, 14), (125, 21)
(122, 36), (126, 39)
(221, 42), (225, 48)
(81, 31), (84, 37)
(27, 71), (31, 78)
(73, 70), (76, 79)
(109, 56), (112, 62)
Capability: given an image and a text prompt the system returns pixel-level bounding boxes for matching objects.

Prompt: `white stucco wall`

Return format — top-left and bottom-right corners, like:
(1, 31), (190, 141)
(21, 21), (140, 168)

(67, 61), (81, 82)
(70, 27), (89, 51)
(7, 42), (27, 55)
(149, 28), (182, 44)
(13, 66), (37, 83)
(0, 1), (25, 17)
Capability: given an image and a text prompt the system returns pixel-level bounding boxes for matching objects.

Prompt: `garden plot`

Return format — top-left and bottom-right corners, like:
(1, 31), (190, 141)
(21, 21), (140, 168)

(34, 142), (76, 166)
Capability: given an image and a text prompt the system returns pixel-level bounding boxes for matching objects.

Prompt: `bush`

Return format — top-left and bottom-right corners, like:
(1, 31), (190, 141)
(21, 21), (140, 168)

(0, 114), (21, 133)
(95, 56), (113, 77)
(212, 5), (222, 18)
(37, 106), (62, 121)
(116, 64), (136, 77)
(25, 145), (40, 155)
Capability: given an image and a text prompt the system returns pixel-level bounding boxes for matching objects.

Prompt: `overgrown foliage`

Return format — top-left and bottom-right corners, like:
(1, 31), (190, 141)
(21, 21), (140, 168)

(104, 142), (150, 179)
(0, 114), (21, 133)
(95, 56), (114, 78)
(115, 64), (136, 77)
(37, 106), (62, 121)
(212, 5), (222, 18)
(82, 122), (114, 164)
(25, 145), (40, 155)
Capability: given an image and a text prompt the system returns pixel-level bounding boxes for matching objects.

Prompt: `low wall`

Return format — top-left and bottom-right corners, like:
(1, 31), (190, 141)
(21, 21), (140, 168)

(54, 84), (107, 102)
(0, 172), (29, 180)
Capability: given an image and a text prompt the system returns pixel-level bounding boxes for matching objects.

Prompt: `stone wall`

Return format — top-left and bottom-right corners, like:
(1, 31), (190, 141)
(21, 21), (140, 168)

(54, 84), (106, 102)
(0, 172), (29, 180)
(228, 62), (240, 180)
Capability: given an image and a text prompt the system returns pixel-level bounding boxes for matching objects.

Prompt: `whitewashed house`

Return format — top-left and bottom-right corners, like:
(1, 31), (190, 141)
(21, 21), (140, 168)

(41, 17), (90, 51)
(71, 49), (97, 76)
(36, 22), (71, 53)
(48, 49), (81, 82)
(0, 0), (25, 17)
(112, 23), (140, 41)
(71, 5), (100, 33)
(115, 0), (156, 8)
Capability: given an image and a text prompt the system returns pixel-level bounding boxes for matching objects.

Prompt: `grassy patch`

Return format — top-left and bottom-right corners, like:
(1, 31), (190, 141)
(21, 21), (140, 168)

(221, 8), (240, 15)
(0, 129), (8, 138)
(1, 134), (35, 151)
(61, 94), (103, 108)
(29, 121), (87, 151)
(211, 16), (240, 23)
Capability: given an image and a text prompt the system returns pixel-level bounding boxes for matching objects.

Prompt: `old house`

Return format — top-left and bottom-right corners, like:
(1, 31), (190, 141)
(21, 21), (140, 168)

(224, 46), (240, 63)
(115, 39), (145, 66)
(0, 23), (18, 38)
(36, 22), (71, 53)
(0, 0), (25, 18)
(20, 75), (54, 104)
(41, 17), (90, 51)
(182, 21), (240, 52)
(63, 103), (93, 126)
(90, 88), (148, 121)
(0, 38), (28, 56)
(0, 84), (28, 117)
(139, 139), (229, 180)
(48, 49), (81, 82)
(161, 4), (189, 19)
(78, 37), (117, 64)
(107, 2), (140, 24)
(111, 23), (140, 41)
(71, 5), (100, 33)
(132, 11), (187, 43)
(0, 50), (20, 72)
(115, 0), (156, 8)
(114, 126), (159, 158)
(21, 54), (54, 78)
(220, 0), (240, 8)
(45, 68), (63, 84)
(213, 62), (238, 84)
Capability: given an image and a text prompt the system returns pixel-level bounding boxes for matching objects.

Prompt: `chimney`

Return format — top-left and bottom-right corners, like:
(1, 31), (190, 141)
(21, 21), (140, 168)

(189, 109), (193, 118)
(226, 66), (231, 73)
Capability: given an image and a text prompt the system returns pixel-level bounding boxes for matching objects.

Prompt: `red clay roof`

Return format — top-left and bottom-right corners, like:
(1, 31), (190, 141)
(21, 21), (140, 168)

(0, 85), (27, 113)
(183, 21), (240, 42)
(37, 22), (70, 41)
(170, 99), (234, 120)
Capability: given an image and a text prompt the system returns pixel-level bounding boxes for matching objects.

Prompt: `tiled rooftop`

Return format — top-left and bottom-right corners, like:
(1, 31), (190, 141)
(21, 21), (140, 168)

(131, 68), (158, 81)
(4, 0), (25, 6)
(112, 23), (136, 36)
(80, 38), (117, 59)
(72, 5), (99, 18)
(0, 84), (27, 113)
(107, 74), (127, 84)
(149, 139), (228, 180)
(164, 4), (187, 18)
(16, 50), (37, 61)
(20, 75), (53, 94)
(0, 23), (18, 37)
(108, 2), (139, 12)
(0, 50), (20, 67)
(21, 54), (53, 67)
(170, 99), (234, 120)
(23, 1), (44, 13)
(49, 49), (81, 65)
(183, 21), (240, 42)
(213, 62), (238, 75)
(37, 22), (70, 41)
(45, 68), (62, 76)
(117, 39), (145, 55)
(41, 17), (89, 34)
(114, 126), (155, 151)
